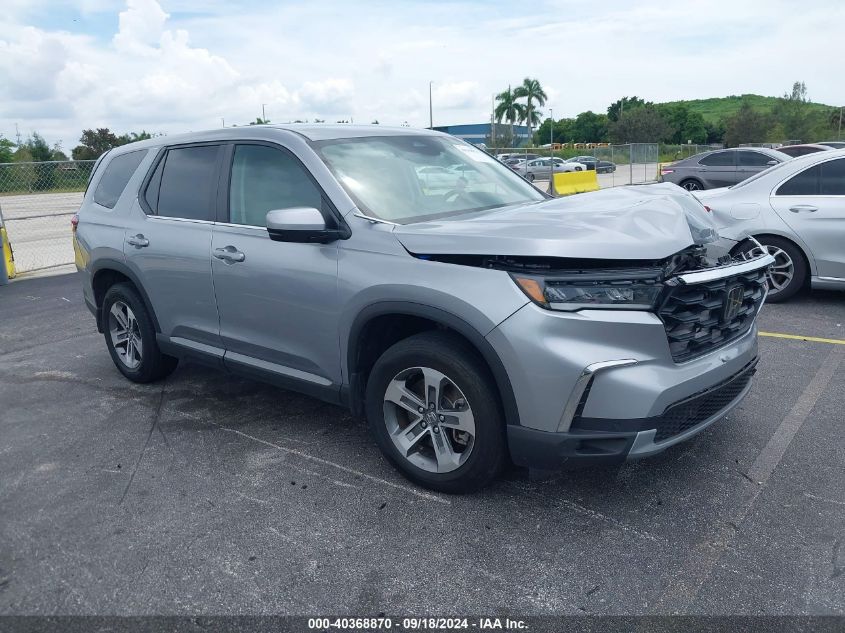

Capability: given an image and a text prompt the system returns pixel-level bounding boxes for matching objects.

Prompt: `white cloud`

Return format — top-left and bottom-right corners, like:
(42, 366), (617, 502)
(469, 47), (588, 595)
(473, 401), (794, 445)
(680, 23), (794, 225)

(0, 0), (842, 148)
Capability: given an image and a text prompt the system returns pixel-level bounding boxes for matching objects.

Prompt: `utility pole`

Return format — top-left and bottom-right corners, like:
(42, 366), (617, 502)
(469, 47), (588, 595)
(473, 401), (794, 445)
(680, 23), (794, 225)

(839, 106), (843, 140)
(14, 123), (21, 146)
(429, 81), (433, 129)
(221, 117), (225, 128)
(262, 103), (267, 122)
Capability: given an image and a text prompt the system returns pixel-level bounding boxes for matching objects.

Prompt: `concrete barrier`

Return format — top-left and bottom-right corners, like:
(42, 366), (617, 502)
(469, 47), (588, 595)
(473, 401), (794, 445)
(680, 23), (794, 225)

(553, 170), (600, 196)
(1, 226), (16, 281)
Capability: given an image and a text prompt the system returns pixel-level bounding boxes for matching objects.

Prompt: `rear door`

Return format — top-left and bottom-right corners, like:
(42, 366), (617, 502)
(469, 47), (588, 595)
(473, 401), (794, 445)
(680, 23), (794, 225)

(697, 150), (736, 188)
(210, 141), (343, 393)
(124, 143), (224, 352)
(769, 156), (845, 279)
(737, 150), (779, 184)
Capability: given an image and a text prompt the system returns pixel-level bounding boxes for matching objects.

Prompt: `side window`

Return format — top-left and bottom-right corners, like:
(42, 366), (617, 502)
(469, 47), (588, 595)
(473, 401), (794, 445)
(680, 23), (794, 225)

(777, 165), (820, 196)
(228, 145), (323, 227)
(738, 151), (775, 167)
(155, 145), (221, 220)
(820, 158), (845, 195)
(143, 155), (164, 214)
(699, 151), (734, 167)
(92, 150), (146, 209)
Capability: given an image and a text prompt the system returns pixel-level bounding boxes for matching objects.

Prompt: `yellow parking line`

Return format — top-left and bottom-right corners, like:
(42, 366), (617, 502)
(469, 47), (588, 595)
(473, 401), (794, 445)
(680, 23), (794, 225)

(759, 331), (845, 345)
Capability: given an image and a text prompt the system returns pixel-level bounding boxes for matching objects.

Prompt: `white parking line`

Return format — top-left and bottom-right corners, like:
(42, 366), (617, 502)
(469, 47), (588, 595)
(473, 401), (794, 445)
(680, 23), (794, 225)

(654, 345), (844, 610)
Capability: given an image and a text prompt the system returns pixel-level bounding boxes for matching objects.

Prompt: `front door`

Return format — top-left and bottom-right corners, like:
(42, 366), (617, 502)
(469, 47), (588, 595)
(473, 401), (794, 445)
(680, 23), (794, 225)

(210, 142), (342, 392)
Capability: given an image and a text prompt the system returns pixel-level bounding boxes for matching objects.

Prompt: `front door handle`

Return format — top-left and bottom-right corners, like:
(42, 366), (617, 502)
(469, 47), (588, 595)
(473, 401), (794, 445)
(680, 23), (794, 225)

(213, 246), (245, 263)
(126, 234), (149, 248)
(789, 205), (818, 213)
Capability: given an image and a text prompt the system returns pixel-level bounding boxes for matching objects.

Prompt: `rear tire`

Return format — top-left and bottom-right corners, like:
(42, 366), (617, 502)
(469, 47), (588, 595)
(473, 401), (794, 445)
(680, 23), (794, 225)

(102, 283), (178, 383)
(680, 178), (703, 191)
(527, 173), (535, 182)
(574, 166), (583, 171)
(365, 331), (506, 493)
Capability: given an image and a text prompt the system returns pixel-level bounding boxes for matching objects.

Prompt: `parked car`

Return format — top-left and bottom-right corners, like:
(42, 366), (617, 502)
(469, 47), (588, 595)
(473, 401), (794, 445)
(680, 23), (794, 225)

(516, 157), (586, 181)
(775, 144), (831, 158)
(660, 147), (791, 191)
(75, 125), (772, 492)
(566, 155), (617, 173)
(818, 141), (845, 149)
(694, 149), (845, 301)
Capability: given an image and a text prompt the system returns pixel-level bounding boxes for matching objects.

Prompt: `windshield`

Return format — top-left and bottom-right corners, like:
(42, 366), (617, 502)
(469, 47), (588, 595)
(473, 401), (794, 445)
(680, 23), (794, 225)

(311, 135), (546, 224)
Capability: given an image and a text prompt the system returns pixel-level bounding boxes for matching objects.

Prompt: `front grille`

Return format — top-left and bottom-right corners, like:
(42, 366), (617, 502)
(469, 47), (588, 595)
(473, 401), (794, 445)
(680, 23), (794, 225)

(659, 266), (767, 363)
(653, 359), (757, 442)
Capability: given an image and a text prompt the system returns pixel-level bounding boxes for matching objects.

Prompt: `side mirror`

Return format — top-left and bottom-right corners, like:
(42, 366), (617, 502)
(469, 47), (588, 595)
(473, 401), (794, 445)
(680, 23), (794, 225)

(265, 207), (347, 244)
(766, 160), (778, 166)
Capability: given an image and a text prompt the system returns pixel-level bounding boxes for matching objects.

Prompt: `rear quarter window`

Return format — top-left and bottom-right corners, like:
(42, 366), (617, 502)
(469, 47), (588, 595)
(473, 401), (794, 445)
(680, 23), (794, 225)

(92, 150), (147, 209)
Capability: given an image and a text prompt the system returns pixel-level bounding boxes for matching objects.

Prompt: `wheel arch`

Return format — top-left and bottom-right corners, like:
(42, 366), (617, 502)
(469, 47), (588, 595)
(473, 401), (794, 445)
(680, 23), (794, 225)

(91, 258), (161, 333)
(346, 302), (521, 429)
(736, 232), (815, 280)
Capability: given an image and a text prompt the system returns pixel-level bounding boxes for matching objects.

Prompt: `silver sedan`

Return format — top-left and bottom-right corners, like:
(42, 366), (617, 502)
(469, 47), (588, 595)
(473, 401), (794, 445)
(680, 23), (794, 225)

(515, 158), (586, 182)
(693, 148), (845, 301)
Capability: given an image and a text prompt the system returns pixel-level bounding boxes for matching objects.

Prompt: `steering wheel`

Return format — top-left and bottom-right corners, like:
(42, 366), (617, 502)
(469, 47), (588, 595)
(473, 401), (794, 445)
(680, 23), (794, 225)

(442, 189), (469, 204)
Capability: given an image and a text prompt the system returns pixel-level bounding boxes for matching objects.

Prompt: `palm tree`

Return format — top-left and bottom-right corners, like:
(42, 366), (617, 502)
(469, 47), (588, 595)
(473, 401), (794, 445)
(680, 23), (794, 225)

(494, 86), (525, 148)
(514, 77), (548, 145)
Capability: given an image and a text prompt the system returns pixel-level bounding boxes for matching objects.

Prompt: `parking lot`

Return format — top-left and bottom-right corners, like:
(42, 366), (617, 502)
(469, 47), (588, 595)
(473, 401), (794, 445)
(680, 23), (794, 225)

(1, 271), (843, 615)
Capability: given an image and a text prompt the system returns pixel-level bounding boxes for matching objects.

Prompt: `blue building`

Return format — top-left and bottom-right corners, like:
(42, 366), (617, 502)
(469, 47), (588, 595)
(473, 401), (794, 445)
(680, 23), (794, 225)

(432, 123), (531, 148)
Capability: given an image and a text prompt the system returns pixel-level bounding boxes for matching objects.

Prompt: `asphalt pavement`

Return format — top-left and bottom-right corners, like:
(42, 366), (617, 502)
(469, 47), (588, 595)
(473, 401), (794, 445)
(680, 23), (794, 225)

(1, 272), (844, 615)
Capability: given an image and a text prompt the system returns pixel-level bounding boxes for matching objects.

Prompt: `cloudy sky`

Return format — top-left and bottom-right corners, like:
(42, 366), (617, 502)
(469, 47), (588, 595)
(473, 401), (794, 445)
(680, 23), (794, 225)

(1, 0), (842, 151)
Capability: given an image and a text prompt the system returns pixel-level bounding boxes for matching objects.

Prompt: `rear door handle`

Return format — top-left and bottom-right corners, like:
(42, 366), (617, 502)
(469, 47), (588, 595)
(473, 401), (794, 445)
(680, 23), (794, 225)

(213, 246), (245, 263)
(789, 205), (818, 213)
(126, 234), (149, 248)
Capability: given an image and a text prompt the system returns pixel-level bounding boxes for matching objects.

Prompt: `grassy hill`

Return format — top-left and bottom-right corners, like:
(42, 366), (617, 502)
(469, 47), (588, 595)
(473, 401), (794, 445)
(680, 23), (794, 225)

(661, 94), (837, 125)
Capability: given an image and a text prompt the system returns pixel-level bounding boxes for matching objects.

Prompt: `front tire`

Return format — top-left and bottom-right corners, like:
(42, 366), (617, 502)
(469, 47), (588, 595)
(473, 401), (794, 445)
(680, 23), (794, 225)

(738, 237), (806, 303)
(527, 173), (535, 182)
(102, 283), (178, 383)
(365, 331), (506, 493)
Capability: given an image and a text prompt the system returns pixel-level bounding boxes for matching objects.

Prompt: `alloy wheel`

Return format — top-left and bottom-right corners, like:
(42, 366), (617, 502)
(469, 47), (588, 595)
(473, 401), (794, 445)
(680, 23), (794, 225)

(742, 244), (794, 295)
(108, 301), (143, 369)
(682, 180), (702, 191)
(382, 366), (476, 473)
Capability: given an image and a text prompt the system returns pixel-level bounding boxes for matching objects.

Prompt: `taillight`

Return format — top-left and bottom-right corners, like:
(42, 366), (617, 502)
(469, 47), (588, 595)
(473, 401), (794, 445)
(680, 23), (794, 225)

(71, 213), (79, 232)
(660, 168), (674, 175)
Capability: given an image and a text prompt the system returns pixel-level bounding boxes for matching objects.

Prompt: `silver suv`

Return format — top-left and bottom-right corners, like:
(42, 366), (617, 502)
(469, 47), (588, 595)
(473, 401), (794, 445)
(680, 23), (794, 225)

(75, 125), (773, 493)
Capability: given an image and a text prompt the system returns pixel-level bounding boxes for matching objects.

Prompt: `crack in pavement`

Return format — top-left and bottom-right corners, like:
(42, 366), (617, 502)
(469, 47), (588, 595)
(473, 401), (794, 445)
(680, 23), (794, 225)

(119, 381), (168, 505)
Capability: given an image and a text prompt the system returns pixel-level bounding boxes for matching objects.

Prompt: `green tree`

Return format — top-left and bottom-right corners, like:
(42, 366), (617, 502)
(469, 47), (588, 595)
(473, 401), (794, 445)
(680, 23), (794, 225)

(0, 136), (15, 163)
(494, 86), (526, 147)
(24, 133), (52, 162)
(657, 103), (707, 144)
(704, 120), (726, 144)
(72, 128), (121, 160)
(570, 111), (609, 143)
(724, 100), (771, 146)
(513, 77), (547, 143)
(772, 80), (812, 141)
(249, 117), (270, 125)
(117, 131), (154, 145)
(607, 96), (649, 122)
(608, 107), (674, 143)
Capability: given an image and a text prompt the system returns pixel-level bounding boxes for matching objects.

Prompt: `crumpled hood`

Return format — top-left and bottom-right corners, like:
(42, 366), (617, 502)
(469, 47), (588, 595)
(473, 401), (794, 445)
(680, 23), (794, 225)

(393, 183), (716, 260)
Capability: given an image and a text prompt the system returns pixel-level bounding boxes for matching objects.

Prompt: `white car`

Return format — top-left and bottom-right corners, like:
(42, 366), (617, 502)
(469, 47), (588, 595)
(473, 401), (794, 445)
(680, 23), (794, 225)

(515, 158), (587, 182)
(693, 148), (845, 301)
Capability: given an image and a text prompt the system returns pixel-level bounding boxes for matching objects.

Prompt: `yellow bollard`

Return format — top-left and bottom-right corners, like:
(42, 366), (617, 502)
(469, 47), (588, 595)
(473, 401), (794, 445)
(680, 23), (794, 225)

(1, 226), (16, 279)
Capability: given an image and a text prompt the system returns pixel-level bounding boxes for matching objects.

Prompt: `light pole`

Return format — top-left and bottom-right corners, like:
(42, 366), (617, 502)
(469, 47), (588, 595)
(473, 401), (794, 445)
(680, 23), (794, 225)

(262, 103), (267, 122)
(429, 81), (433, 129)
(548, 108), (554, 194)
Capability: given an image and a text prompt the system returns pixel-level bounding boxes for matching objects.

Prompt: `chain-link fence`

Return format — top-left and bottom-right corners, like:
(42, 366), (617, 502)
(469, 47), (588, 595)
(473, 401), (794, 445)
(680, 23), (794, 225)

(489, 143), (660, 188)
(0, 160), (94, 275)
(659, 144), (723, 163)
